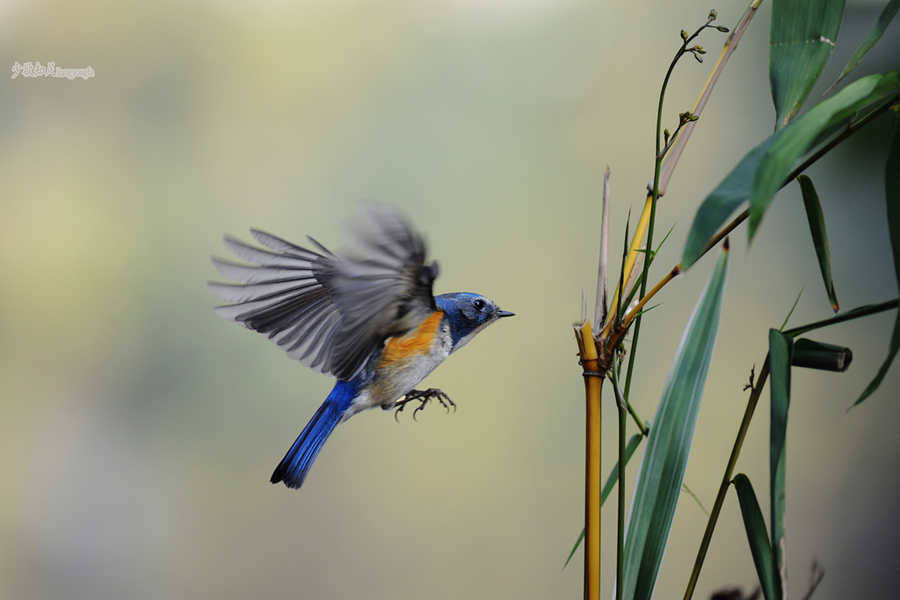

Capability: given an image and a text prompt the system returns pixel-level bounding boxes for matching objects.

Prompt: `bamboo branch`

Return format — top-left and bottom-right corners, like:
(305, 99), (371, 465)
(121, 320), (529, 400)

(683, 358), (770, 600)
(655, 0), (764, 196)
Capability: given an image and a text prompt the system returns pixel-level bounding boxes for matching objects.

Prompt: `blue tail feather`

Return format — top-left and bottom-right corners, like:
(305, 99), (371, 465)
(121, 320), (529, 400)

(271, 381), (358, 489)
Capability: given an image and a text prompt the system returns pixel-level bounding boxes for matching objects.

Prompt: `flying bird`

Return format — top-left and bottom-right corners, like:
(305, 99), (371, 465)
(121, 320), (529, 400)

(209, 203), (513, 488)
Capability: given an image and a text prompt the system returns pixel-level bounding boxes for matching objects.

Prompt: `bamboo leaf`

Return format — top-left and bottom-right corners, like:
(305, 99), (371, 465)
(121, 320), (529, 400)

(682, 72), (900, 268)
(563, 434), (643, 569)
(619, 245), (729, 600)
(733, 474), (779, 600)
(768, 330), (794, 600)
(779, 287), (804, 331)
(751, 73), (899, 239)
(797, 175), (839, 312)
(769, 0), (846, 130)
(681, 482), (709, 515)
(831, 0), (900, 89)
(783, 298), (899, 337)
(851, 108), (900, 408)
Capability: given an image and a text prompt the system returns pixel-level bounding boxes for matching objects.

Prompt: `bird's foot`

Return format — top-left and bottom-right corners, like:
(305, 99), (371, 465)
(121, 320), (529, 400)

(393, 388), (455, 422)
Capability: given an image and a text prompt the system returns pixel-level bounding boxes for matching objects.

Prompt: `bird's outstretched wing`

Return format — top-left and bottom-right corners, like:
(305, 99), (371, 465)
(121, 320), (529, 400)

(209, 203), (439, 381)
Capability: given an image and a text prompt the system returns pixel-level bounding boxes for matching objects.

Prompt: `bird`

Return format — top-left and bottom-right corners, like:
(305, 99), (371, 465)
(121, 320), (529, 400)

(208, 203), (514, 489)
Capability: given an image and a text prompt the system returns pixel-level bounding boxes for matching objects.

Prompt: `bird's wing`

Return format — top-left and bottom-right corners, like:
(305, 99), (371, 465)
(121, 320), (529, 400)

(209, 203), (438, 381)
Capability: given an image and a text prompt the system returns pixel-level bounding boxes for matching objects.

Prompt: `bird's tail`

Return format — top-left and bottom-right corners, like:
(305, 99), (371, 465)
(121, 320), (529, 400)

(271, 383), (355, 489)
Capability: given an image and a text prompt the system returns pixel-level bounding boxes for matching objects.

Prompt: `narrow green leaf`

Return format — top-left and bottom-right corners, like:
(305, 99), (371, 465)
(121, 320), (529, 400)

(603, 433), (642, 506)
(783, 298), (899, 337)
(792, 338), (852, 371)
(851, 108), (900, 408)
(768, 329), (794, 600)
(779, 287), (804, 331)
(682, 72), (900, 268)
(681, 482), (709, 515)
(831, 0), (900, 89)
(770, 0), (846, 130)
(620, 246), (729, 600)
(797, 175), (839, 312)
(563, 531), (584, 571)
(733, 474), (779, 600)
(563, 433), (643, 569)
(681, 142), (772, 270)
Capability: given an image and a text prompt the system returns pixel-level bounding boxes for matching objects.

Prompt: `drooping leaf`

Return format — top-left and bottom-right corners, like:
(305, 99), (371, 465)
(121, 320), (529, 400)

(797, 175), (839, 312)
(831, 0), (900, 89)
(792, 338), (852, 371)
(564, 433), (643, 569)
(768, 329), (794, 600)
(619, 245), (729, 600)
(769, 0), (846, 130)
(851, 107), (900, 408)
(733, 474), (779, 600)
(682, 72), (900, 268)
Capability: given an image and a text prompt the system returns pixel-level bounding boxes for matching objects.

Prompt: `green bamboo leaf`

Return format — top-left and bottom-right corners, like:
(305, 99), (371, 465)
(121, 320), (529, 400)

(733, 474), (779, 600)
(620, 245), (729, 600)
(768, 330), (794, 600)
(563, 433), (643, 569)
(797, 175), (839, 312)
(851, 108), (900, 408)
(681, 143), (772, 270)
(792, 338), (852, 371)
(770, 0), (846, 130)
(751, 73), (899, 239)
(682, 72), (900, 268)
(783, 298), (899, 337)
(830, 0), (900, 90)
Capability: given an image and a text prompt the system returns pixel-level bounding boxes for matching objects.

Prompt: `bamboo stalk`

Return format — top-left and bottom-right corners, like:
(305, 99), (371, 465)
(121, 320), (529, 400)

(575, 321), (603, 600)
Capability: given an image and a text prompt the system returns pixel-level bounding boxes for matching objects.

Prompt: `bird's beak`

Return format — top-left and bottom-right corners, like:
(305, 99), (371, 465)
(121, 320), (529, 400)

(497, 310), (515, 318)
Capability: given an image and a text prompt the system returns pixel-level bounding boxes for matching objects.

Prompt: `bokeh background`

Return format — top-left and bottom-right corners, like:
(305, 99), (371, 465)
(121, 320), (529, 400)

(2, 0), (898, 598)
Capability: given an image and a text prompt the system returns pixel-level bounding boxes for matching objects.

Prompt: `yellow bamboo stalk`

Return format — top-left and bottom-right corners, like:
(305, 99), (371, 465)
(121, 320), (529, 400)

(575, 321), (603, 600)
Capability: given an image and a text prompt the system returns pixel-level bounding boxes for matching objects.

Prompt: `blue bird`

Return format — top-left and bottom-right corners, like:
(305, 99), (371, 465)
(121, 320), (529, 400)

(209, 203), (513, 489)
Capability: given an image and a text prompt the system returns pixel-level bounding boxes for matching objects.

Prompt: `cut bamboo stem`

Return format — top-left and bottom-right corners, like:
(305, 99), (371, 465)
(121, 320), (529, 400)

(575, 321), (603, 600)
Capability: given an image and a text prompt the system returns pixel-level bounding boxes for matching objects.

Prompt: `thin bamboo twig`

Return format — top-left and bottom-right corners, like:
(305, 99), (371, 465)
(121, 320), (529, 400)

(656, 0), (764, 196)
(620, 265), (681, 331)
(609, 364), (629, 600)
(682, 358), (771, 600)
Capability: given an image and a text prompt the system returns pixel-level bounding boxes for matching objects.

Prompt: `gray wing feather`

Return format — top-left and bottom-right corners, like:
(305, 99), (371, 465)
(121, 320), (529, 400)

(209, 203), (438, 380)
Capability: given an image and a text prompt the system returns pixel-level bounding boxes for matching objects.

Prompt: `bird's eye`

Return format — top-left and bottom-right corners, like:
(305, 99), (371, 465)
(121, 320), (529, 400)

(473, 298), (486, 311)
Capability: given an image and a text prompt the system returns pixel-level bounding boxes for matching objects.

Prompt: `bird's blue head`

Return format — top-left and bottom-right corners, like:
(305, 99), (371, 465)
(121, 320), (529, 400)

(435, 292), (514, 352)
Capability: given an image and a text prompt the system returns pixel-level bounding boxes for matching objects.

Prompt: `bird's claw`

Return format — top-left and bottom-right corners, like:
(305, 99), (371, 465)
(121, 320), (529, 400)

(393, 388), (455, 421)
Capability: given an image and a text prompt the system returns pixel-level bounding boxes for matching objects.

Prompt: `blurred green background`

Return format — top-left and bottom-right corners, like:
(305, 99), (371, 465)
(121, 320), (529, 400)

(1, 0), (898, 598)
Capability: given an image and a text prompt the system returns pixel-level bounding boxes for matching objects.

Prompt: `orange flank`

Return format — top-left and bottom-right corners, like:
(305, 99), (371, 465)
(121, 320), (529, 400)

(379, 311), (444, 367)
